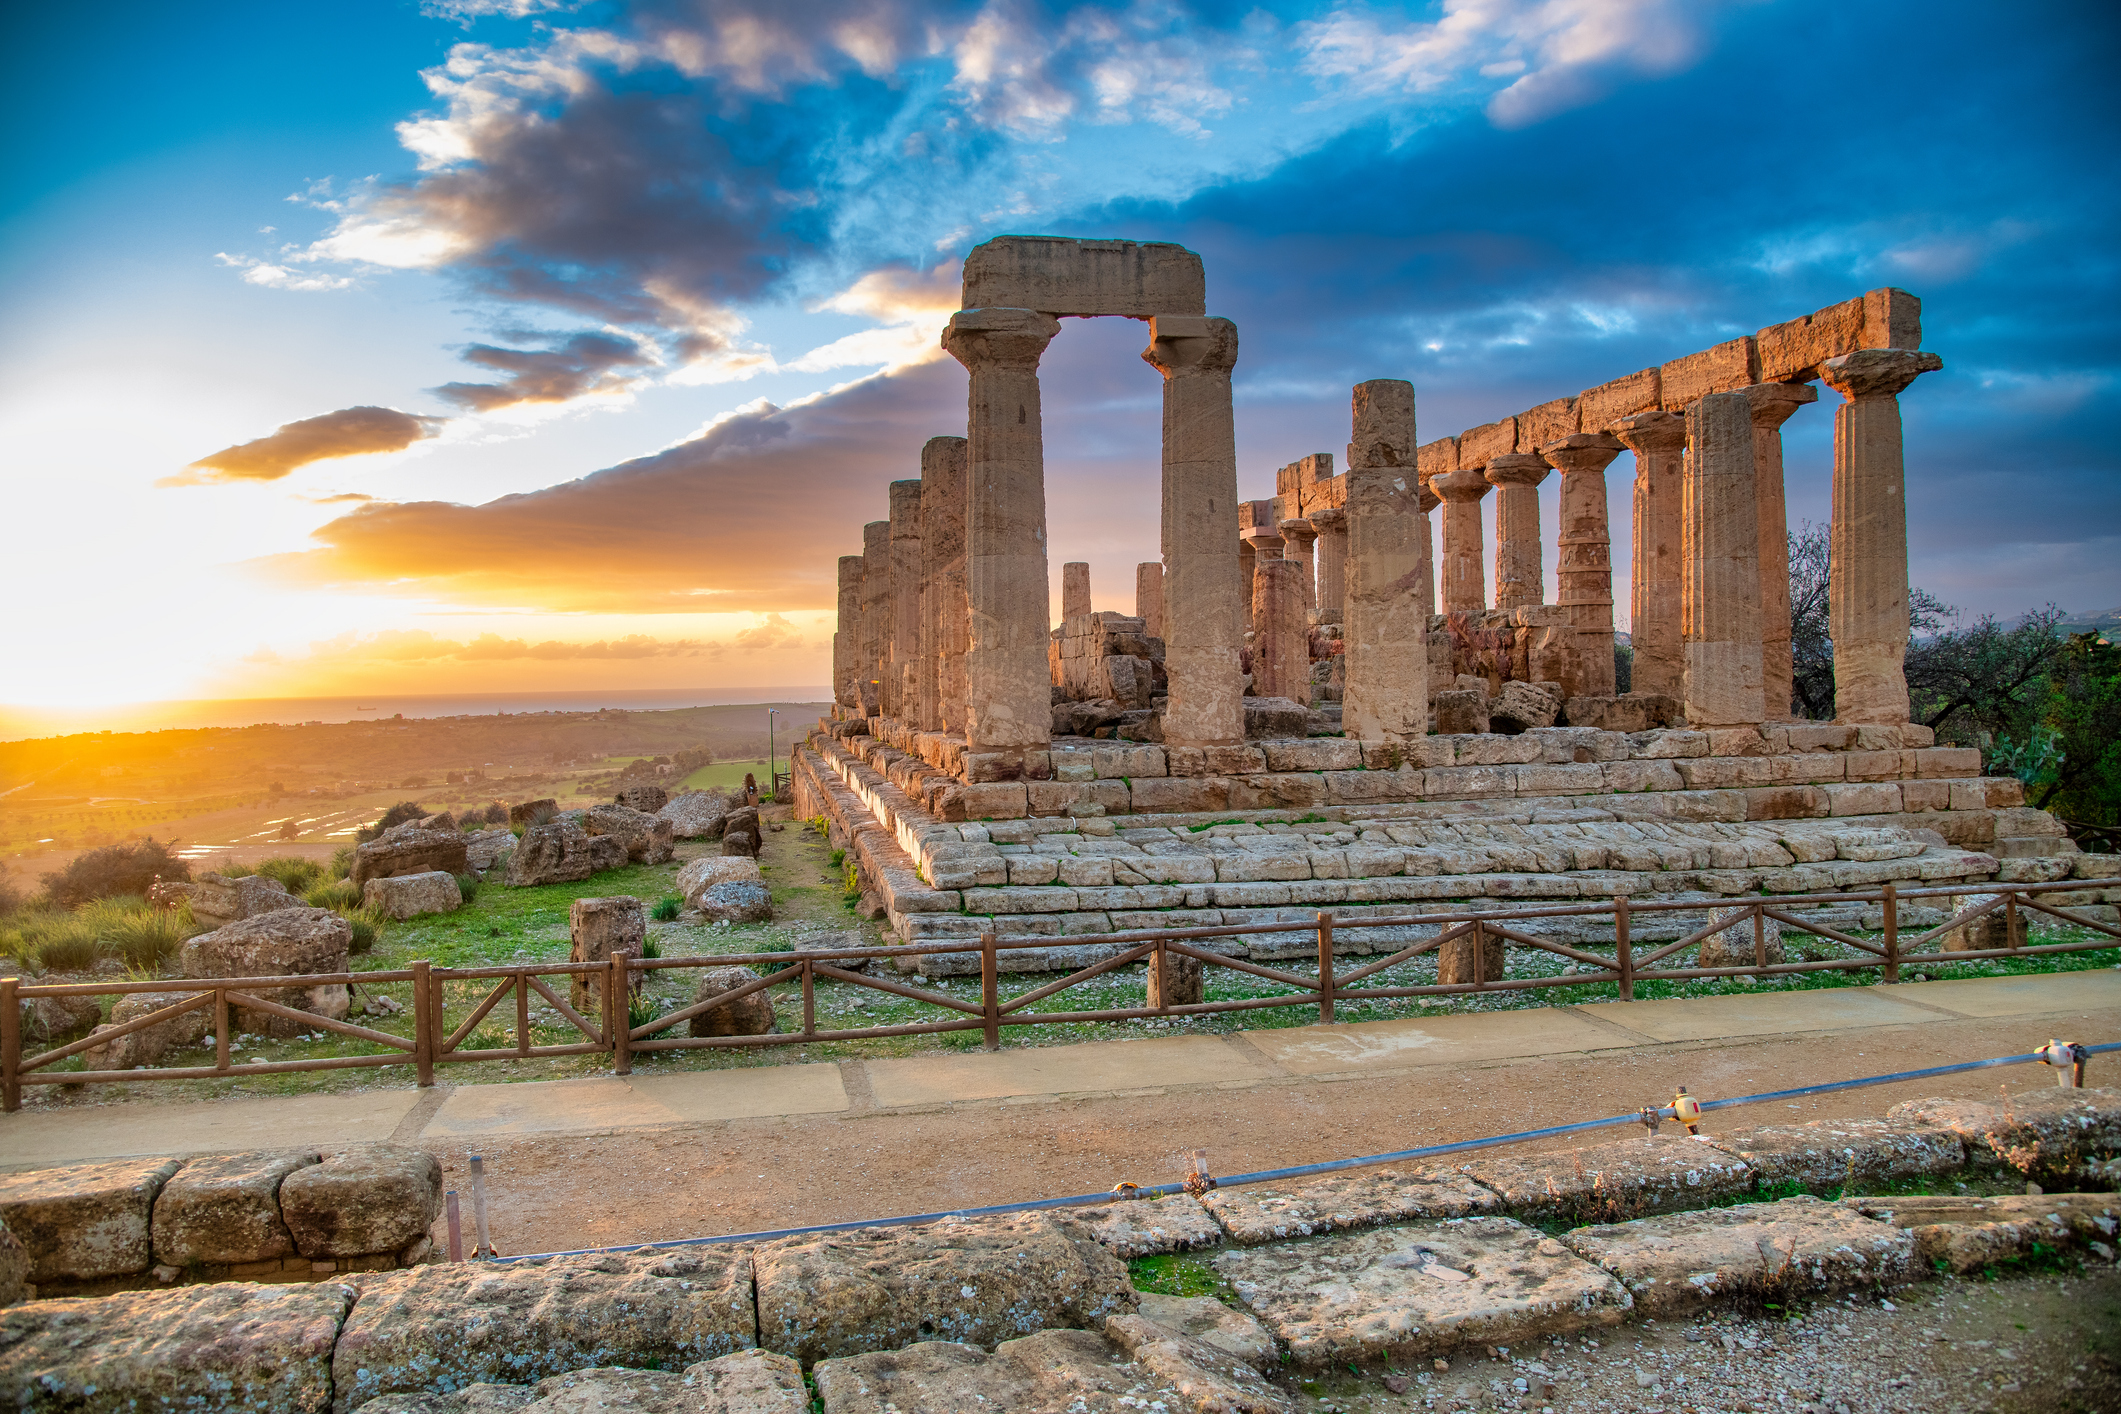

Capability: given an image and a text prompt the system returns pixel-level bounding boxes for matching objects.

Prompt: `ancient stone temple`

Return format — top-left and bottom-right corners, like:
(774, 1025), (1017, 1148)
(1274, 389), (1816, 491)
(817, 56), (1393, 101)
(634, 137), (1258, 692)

(797, 236), (2097, 954)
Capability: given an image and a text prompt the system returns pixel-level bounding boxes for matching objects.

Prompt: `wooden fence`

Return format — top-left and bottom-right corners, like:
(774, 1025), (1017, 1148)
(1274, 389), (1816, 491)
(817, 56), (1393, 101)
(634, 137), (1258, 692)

(4, 879), (2115, 1110)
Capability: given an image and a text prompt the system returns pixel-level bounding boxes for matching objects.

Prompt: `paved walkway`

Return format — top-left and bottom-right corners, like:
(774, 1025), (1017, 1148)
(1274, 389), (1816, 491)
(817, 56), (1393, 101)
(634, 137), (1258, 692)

(5, 970), (2116, 1170)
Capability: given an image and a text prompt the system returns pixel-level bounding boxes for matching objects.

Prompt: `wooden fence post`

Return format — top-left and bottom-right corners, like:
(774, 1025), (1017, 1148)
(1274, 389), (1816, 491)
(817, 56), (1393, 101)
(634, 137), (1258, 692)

(515, 975), (531, 1058)
(981, 931), (1000, 1051)
(801, 958), (816, 1038)
(215, 986), (231, 1072)
(1, 977), (19, 1113)
(1881, 882), (1900, 984)
(411, 961), (434, 1087)
(1615, 896), (1633, 1002)
(611, 954), (633, 1075)
(1317, 912), (1335, 1024)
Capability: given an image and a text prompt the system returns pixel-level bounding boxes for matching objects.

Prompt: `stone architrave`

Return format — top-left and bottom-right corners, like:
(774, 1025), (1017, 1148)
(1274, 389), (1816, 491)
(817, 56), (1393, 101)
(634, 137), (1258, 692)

(1061, 561), (1092, 622)
(858, 520), (890, 715)
(1143, 315), (1245, 749)
(1135, 562), (1165, 641)
(1543, 433), (1625, 698)
(1310, 506), (1347, 623)
(921, 436), (970, 736)
(834, 555), (863, 709)
(1682, 392), (1765, 726)
(1429, 467), (1491, 613)
(1818, 349), (1943, 724)
(1614, 411), (1687, 698)
(1342, 379), (1430, 743)
(886, 479), (922, 719)
(1483, 452), (1549, 612)
(1740, 382), (1819, 720)
(944, 308), (1063, 759)
(1251, 558), (1308, 702)
(1279, 519), (1318, 614)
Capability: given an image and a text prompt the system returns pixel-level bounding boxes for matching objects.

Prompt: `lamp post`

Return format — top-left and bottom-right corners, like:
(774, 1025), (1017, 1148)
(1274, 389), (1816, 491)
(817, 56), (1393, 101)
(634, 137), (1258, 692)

(767, 709), (778, 801)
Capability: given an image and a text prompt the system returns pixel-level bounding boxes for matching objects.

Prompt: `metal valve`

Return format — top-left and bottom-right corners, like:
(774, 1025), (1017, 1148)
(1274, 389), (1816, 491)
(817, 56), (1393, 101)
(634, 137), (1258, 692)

(1638, 1106), (1663, 1136)
(2037, 1038), (2087, 1088)
(1671, 1086), (1703, 1136)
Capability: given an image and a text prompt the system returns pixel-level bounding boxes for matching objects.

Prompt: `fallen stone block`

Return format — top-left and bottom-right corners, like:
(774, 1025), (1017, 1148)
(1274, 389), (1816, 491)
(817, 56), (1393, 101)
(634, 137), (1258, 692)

(585, 803), (675, 865)
(279, 1145), (442, 1260)
(332, 1247), (757, 1414)
(1213, 1216), (1630, 1364)
(1558, 1195), (1914, 1317)
(688, 965), (779, 1037)
(753, 1213), (1134, 1366)
(1104, 1313), (1294, 1412)
(153, 1148), (320, 1267)
(181, 907), (353, 1038)
(349, 1349), (809, 1413)
(1843, 1192), (2121, 1273)
(507, 820), (629, 886)
(463, 828), (516, 875)
(1202, 1166), (1498, 1246)
(353, 828), (470, 889)
(1455, 1136), (1754, 1222)
(677, 857), (774, 923)
(362, 870), (463, 921)
(0, 1156), (181, 1282)
(660, 790), (731, 840)
(1706, 1116), (1965, 1192)
(189, 871), (304, 928)
(1132, 1292), (1277, 1373)
(81, 989), (214, 1071)
(1071, 1195), (1223, 1257)
(1887, 1088), (2121, 1185)
(0, 1280), (353, 1412)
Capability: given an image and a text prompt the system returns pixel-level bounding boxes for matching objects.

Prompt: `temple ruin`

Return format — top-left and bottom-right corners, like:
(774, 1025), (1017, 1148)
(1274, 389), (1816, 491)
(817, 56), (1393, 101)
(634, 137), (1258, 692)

(798, 236), (2092, 952)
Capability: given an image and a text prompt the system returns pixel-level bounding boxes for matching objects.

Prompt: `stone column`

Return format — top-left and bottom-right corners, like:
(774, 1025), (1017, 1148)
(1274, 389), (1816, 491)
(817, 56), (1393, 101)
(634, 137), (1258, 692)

(1819, 349), (1943, 724)
(1236, 538), (1256, 638)
(1310, 506), (1347, 623)
(1061, 561), (1092, 623)
(1429, 467), (1491, 613)
(1142, 315), (1244, 749)
(1252, 558), (1308, 703)
(1135, 562), (1165, 640)
(1342, 379), (1430, 742)
(1416, 479), (1439, 619)
(1280, 519), (1318, 615)
(834, 554), (863, 709)
(1483, 453), (1549, 612)
(920, 435), (968, 735)
(1681, 392), (1764, 726)
(1740, 383), (1818, 721)
(1614, 411), (1686, 699)
(943, 307), (1061, 758)
(1543, 433), (1625, 698)
(859, 519), (890, 716)
(886, 478), (922, 720)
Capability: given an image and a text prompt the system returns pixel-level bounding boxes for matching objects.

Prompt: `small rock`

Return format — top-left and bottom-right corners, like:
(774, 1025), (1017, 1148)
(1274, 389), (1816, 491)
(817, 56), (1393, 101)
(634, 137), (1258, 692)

(688, 966), (778, 1038)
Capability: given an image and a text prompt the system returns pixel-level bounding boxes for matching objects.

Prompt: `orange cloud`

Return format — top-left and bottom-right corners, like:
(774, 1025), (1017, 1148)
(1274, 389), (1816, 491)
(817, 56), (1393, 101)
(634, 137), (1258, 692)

(171, 406), (447, 484)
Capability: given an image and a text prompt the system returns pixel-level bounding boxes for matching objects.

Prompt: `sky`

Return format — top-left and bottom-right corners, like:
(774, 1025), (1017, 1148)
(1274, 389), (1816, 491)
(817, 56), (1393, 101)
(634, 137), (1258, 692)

(3, 0), (2117, 729)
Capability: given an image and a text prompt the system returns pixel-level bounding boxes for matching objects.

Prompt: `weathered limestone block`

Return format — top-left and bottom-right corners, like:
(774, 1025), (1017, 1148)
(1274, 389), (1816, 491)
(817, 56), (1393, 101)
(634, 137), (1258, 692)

(462, 828), (516, 875)
(615, 783), (669, 814)
(80, 989), (213, 1071)
(1214, 1217), (1630, 1364)
(1707, 1116), (1963, 1191)
(961, 235), (1206, 317)
(1489, 679), (1561, 732)
(0, 1157), (181, 1282)
(1243, 697), (1310, 739)
(1104, 1314), (1294, 1412)
(352, 828), (470, 889)
(1559, 1195), (1913, 1317)
(189, 871), (303, 928)
(352, 1350), (808, 1413)
(1071, 1196), (1224, 1259)
(279, 1145), (443, 1260)
(722, 805), (762, 858)
(585, 803), (676, 865)
(1202, 1167), (1498, 1246)
(15, 989), (100, 1044)
(1693, 912), (1783, 969)
(689, 965), (779, 1038)
(1457, 1135), (1754, 1222)
(1131, 1293), (1277, 1373)
(1431, 690), (1489, 735)
(752, 1213), (1134, 1366)
(506, 820), (629, 886)
(152, 1149), (319, 1267)
(0, 1220), (27, 1307)
(1842, 1192), (2120, 1274)
(570, 895), (646, 1014)
(811, 1327), (1255, 1414)
(1146, 947), (1205, 1007)
(362, 870), (462, 921)
(0, 1280), (353, 1413)
(333, 1248), (757, 1413)
(660, 790), (731, 840)
(180, 907), (353, 1038)
(677, 857), (774, 924)
(1436, 930), (1505, 985)
(1887, 1089), (2121, 1185)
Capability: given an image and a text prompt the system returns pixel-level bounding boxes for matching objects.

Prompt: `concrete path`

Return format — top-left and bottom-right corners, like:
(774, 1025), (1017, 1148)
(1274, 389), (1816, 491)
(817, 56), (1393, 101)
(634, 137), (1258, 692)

(5, 969), (2116, 1170)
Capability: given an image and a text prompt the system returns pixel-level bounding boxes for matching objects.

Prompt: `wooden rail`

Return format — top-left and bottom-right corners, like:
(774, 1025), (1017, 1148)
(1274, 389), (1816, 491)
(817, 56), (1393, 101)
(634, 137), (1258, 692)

(3, 880), (2113, 1110)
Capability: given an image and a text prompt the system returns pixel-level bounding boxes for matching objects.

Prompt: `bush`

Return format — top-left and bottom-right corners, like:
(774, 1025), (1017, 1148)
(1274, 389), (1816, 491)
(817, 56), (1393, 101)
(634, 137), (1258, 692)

(357, 801), (429, 843)
(455, 873), (480, 905)
(483, 803), (508, 826)
(652, 896), (682, 922)
(78, 898), (191, 969)
(343, 906), (386, 955)
(256, 856), (326, 894)
(41, 837), (191, 908)
(329, 846), (355, 881)
(304, 879), (362, 911)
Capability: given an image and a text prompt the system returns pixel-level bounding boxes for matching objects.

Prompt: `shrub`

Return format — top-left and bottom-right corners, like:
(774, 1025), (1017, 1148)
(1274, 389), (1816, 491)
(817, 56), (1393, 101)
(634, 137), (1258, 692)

(357, 802), (430, 843)
(41, 837), (191, 908)
(652, 896), (682, 922)
(256, 857), (326, 894)
(278, 820), (300, 841)
(455, 873), (480, 905)
(642, 935), (663, 958)
(329, 846), (356, 881)
(216, 861), (257, 879)
(483, 803), (508, 826)
(78, 898), (192, 969)
(343, 905), (387, 955)
(304, 879), (362, 911)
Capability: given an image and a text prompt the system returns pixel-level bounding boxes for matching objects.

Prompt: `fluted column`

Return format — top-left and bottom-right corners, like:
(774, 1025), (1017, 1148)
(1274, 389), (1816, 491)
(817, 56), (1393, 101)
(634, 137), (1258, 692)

(1311, 506), (1347, 624)
(1484, 452), (1549, 612)
(1682, 392), (1764, 726)
(1543, 432), (1625, 698)
(1135, 562), (1165, 641)
(1614, 411), (1686, 698)
(886, 478), (922, 719)
(944, 308), (1061, 757)
(1738, 383), (1817, 721)
(1430, 466), (1491, 613)
(1060, 561), (1092, 623)
(1142, 315), (1244, 748)
(834, 554), (863, 710)
(858, 519), (890, 716)
(1252, 558), (1308, 702)
(1343, 379), (1429, 742)
(1818, 349), (1944, 724)
(1280, 519), (1318, 615)
(920, 435), (968, 735)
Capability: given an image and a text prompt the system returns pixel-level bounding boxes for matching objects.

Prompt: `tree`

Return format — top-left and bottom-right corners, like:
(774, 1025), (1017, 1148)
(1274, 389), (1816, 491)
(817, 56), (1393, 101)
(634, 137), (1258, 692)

(42, 837), (191, 907)
(1904, 605), (2068, 746)
(1787, 524), (1835, 720)
(2035, 632), (2121, 827)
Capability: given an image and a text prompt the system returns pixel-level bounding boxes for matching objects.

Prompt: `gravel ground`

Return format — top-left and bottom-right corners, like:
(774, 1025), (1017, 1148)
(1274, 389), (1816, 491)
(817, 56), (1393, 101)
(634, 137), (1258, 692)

(1278, 1264), (2121, 1414)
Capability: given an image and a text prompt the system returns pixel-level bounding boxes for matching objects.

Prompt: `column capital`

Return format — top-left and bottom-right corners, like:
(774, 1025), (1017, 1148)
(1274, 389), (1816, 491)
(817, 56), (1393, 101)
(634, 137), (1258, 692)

(1740, 380), (1819, 432)
(1142, 315), (1239, 377)
(942, 307), (1060, 371)
(1539, 433), (1625, 476)
(1431, 466), (1493, 503)
(1241, 528), (1285, 556)
(1818, 348), (1943, 401)
(1612, 409), (1686, 457)
(1418, 477), (1441, 515)
(1308, 505), (1346, 529)
(1482, 452), (1550, 489)
(1278, 518), (1318, 546)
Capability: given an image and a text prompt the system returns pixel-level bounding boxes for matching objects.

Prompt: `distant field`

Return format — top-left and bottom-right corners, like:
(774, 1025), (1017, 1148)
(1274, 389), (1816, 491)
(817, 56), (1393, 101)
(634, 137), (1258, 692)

(679, 759), (778, 792)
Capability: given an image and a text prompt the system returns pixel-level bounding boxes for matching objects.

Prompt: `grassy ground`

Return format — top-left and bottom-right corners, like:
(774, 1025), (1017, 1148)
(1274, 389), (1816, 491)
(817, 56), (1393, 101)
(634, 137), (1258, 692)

(14, 815), (2118, 1107)
(676, 759), (778, 793)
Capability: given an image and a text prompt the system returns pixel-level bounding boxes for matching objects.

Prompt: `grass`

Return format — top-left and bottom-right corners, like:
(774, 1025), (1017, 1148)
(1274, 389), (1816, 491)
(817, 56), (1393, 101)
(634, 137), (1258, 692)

(0, 896), (202, 972)
(1128, 1251), (1238, 1303)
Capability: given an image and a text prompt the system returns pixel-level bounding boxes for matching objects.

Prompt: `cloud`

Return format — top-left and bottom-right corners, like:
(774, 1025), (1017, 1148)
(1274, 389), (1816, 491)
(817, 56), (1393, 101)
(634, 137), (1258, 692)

(213, 251), (359, 292)
(303, 629), (720, 662)
(433, 330), (659, 410)
(170, 407), (448, 485)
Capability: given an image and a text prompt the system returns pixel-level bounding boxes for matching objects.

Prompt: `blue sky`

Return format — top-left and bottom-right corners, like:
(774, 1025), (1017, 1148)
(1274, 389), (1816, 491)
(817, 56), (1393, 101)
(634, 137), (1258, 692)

(3, 0), (2116, 717)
